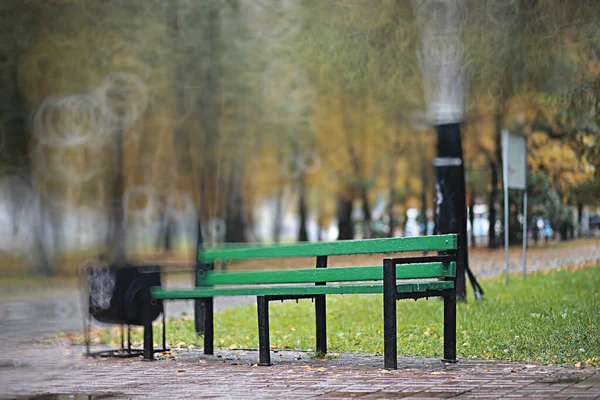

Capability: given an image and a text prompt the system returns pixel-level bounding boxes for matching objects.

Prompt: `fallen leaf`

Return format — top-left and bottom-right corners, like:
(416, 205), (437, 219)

(574, 362), (581, 367)
(252, 364), (258, 368)
(510, 370), (517, 373)
(177, 369), (185, 373)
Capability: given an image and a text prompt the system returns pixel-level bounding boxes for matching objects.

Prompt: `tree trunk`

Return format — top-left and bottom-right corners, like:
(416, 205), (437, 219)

(434, 123), (467, 301)
(337, 193), (354, 240)
(469, 187), (476, 248)
(33, 195), (52, 276)
(387, 137), (401, 238)
(225, 158), (247, 243)
(108, 122), (127, 267)
(316, 218), (323, 241)
(298, 175), (309, 242)
(347, 142), (371, 239)
(188, 0), (221, 336)
(272, 179), (284, 243)
(421, 158), (428, 236)
(488, 119), (502, 250)
(360, 186), (372, 239)
(577, 202), (583, 238)
(197, 1), (221, 230)
(559, 223), (569, 241)
(388, 169), (397, 238)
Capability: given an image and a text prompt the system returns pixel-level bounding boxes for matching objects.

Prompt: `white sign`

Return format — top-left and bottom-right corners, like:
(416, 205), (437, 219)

(502, 129), (527, 190)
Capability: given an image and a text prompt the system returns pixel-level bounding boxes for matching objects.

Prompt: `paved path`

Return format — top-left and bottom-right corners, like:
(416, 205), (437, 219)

(1, 345), (599, 399)
(1, 241), (599, 399)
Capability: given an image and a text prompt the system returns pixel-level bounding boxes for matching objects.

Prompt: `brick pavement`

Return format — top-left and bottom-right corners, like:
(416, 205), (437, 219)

(1, 344), (598, 399)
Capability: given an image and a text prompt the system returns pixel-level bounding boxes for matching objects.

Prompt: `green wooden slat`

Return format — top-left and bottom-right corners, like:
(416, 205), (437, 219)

(201, 262), (456, 285)
(198, 234), (457, 262)
(151, 281), (454, 299)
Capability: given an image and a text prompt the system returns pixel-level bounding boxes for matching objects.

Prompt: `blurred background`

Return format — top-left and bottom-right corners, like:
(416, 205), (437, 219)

(0, 0), (598, 277)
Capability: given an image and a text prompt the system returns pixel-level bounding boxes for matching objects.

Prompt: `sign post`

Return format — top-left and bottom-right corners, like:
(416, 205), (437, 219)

(501, 129), (528, 283)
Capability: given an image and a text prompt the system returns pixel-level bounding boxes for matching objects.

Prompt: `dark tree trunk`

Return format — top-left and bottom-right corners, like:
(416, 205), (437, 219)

(172, 1), (221, 336)
(337, 193), (354, 240)
(421, 158), (428, 236)
(108, 121), (127, 267)
(387, 175), (397, 238)
(387, 139), (400, 238)
(469, 187), (476, 248)
(298, 175), (309, 242)
(272, 178), (284, 243)
(166, 1), (195, 254)
(347, 142), (371, 239)
(15, 70), (53, 275)
(316, 219), (323, 241)
(577, 202), (583, 238)
(225, 159), (247, 243)
(559, 224), (569, 241)
(488, 120), (502, 250)
(197, 1), (221, 228)
(360, 187), (372, 239)
(34, 198), (52, 276)
(434, 123), (467, 302)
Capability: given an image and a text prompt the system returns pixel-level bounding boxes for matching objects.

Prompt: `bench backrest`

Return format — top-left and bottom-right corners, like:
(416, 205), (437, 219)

(196, 234), (458, 287)
(198, 234), (457, 263)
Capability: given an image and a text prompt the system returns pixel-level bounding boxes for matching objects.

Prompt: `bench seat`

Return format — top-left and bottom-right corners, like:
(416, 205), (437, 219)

(152, 280), (454, 298)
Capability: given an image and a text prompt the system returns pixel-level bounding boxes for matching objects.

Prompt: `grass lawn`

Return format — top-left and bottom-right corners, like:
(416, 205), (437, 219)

(96, 264), (599, 367)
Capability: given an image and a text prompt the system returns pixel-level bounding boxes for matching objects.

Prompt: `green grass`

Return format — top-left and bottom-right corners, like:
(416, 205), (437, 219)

(110, 265), (600, 366)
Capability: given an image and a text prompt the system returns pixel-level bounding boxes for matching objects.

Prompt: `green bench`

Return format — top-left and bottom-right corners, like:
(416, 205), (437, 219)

(147, 234), (459, 369)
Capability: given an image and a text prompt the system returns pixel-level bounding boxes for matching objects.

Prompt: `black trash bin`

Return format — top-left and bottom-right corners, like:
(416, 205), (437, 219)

(84, 263), (166, 358)
(88, 264), (163, 325)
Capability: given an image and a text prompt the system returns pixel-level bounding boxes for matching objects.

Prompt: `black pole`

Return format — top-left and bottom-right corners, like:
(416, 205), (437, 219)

(142, 289), (154, 361)
(383, 258), (397, 369)
(434, 123), (467, 301)
(257, 296), (271, 366)
(203, 298), (214, 355)
(315, 256), (327, 355)
(194, 218), (206, 335)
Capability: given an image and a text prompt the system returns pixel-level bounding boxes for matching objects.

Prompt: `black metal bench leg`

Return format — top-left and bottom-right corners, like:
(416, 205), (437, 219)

(257, 296), (271, 366)
(162, 310), (166, 351)
(443, 293), (457, 363)
(315, 255), (327, 355)
(120, 325), (124, 350)
(85, 314), (91, 356)
(204, 297), (214, 355)
(315, 294), (327, 355)
(383, 258), (397, 370)
(142, 289), (154, 361)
